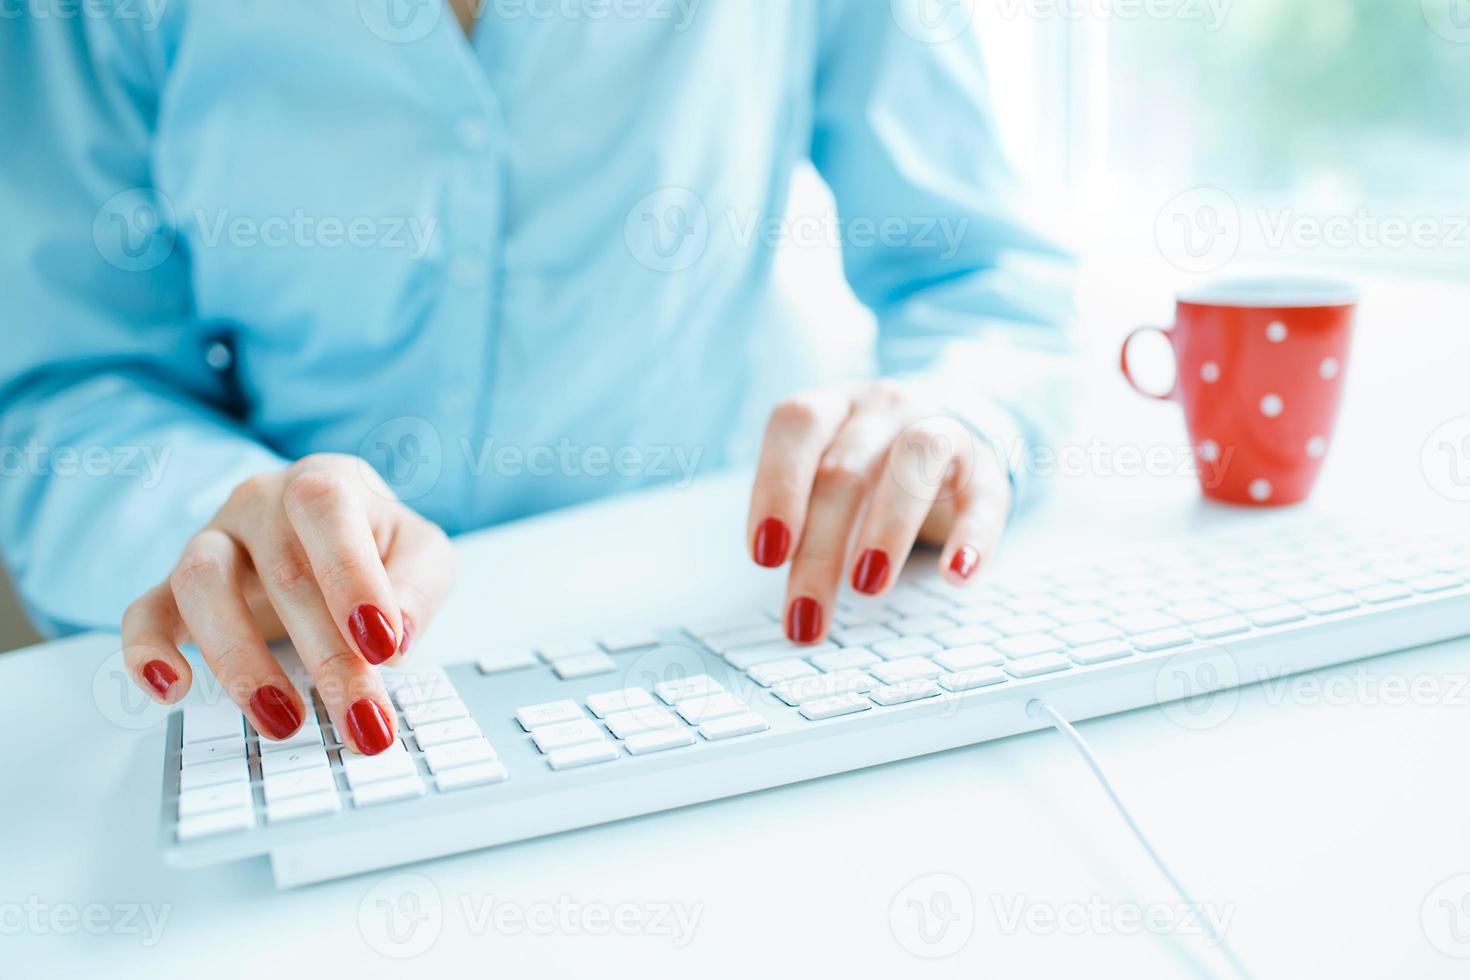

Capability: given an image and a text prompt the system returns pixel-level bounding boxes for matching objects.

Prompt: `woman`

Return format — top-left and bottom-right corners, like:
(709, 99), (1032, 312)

(0, 0), (1072, 755)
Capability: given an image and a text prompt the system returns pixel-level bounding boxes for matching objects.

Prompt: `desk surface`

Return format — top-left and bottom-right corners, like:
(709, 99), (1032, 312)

(5, 270), (1470, 978)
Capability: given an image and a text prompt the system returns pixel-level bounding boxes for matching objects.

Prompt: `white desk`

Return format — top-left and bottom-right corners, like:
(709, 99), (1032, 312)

(5, 270), (1470, 977)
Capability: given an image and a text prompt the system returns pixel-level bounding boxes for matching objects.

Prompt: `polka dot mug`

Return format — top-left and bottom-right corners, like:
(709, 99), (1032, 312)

(1120, 277), (1356, 506)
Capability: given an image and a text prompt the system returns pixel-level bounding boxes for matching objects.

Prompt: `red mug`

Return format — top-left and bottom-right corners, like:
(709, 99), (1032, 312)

(1120, 277), (1356, 506)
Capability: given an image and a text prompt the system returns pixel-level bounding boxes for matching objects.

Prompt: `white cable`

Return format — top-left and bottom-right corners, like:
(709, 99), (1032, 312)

(1026, 699), (1254, 980)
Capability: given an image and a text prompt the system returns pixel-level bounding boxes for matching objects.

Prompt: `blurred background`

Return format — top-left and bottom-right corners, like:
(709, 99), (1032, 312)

(3, 0), (1465, 652)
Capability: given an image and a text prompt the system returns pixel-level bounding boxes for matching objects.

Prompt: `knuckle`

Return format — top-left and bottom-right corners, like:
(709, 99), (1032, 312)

(263, 549), (314, 594)
(284, 468), (349, 513)
(866, 379), (908, 408)
(171, 547), (229, 595)
(225, 473), (272, 511)
(318, 550), (379, 592)
(816, 455), (868, 492)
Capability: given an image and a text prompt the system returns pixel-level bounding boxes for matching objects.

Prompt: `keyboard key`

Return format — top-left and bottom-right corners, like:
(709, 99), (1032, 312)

(624, 727), (697, 755)
(177, 805), (255, 841)
(833, 605), (894, 627)
(552, 652), (618, 680)
(267, 791), (341, 824)
(1110, 611), (1180, 635)
(1050, 603), (1112, 625)
(1302, 593), (1361, 615)
(1192, 615), (1251, 639)
(516, 699), (584, 730)
(423, 738), (498, 773)
(262, 765), (337, 804)
(585, 687), (658, 718)
(872, 636), (943, 660)
(885, 591), (951, 616)
(181, 736), (246, 768)
(259, 745), (330, 778)
(1132, 628), (1194, 652)
(549, 743), (623, 775)
(799, 693), (872, 720)
(597, 629), (660, 652)
(654, 674), (725, 705)
(1409, 574), (1460, 593)
(934, 644), (1004, 671)
(726, 641), (835, 669)
(992, 614), (1060, 636)
(402, 698), (469, 729)
(703, 623), (786, 654)
(747, 659), (819, 687)
(390, 672), (456, 709)
(687, 611), (772, 639)
(1357, 583), (1413, 603)
(179, 781), (252, 818)
(536, 639), (599, 662)
(183, 703), (243, 745)
(258, 723), (324, 754)
(477, 650), (538, 674)
(1274, 580), (1335, 602)
(413, 717), (483, 749)
(830, 624), (899, 647)
(179, 757), (249, 792)
(1248, 605), (1306, 627)
(869, 657), (943, 684)
(939, 666), (1007, 691)
(1070, 640), (1133, 665)
(809, 647), (881, 672)
(948, 603), (1009, 625)
(931, 625), (1000, 648)
(604, 706), (680, 739)
(1324, 571), (1381, 592)
(771, 670), (875, 706)
(1164, 600), (1234, 623)
(699, 712), (770, 741)
(1220, 590), (1282, 612)
(530, 719), (606, 753)
(870, 679), (942, 706)
(887, 615), (955, 637)
(437, 761), (512, 788)
(1108, 593), (1162, 613)
(1003, 653), (1073, 678)
(994, 633), (1066, 659)
(1053, 622), (1122, 646)
(340, 743), (416, 788)
(676, 693), (750, 724)
(351, 775), (426, 807)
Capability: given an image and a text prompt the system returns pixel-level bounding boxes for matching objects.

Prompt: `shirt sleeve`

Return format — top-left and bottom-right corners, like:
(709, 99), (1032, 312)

(810, 0), (1080, 507)
(0, 12), (285, 635)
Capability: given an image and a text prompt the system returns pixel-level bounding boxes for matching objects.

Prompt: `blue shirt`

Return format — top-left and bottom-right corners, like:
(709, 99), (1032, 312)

(0, 0), (1073, 633)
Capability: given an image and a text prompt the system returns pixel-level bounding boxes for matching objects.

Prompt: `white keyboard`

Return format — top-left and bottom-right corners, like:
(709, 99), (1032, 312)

(158, 517), (1470, 886)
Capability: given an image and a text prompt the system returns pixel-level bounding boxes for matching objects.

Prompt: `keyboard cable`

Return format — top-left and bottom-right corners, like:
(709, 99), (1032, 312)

(1025, 699), (1254, 980)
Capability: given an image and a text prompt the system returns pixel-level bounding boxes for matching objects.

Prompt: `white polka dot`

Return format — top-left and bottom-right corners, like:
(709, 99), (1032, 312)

(1266, 321), (1288, 343)
(1200, 361), (1221, 383)
(1199, 439), (1220, 463)
(1306, 436), (1328, 458)
(1319, 357), (1340, 380)
(1249, 478), (1273, 502)
(1260, 393), (1284, 417)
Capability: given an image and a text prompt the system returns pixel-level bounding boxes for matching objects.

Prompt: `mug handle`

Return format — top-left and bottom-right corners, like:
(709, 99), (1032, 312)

(1120, 325), (1178, 401)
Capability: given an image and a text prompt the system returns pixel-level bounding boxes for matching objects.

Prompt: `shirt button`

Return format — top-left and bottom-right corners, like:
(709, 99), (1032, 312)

(204, 342), (233, 371)
(456, 117), (491, 151)
(449, 253), (484, 288)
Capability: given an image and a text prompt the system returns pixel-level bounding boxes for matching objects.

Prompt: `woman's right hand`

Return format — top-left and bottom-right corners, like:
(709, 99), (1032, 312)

(121, 454), (458, 755)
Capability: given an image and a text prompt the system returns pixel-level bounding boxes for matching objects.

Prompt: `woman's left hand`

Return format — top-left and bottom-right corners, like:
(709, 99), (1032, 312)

(747, 380), (1011, 644)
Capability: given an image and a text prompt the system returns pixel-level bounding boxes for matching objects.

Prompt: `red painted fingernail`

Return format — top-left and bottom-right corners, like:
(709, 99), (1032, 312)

(852, 549), (891, 595)
(398, 613), (414, 657)
(249, 685), (303, 741)
(752, 517), (791, 568)
(950, 545), (981, 580)
(141, 660), (177, 698)
(349, 604), (397, 665)
(346, 699), (395, 755)
(786, 596), (824, 643)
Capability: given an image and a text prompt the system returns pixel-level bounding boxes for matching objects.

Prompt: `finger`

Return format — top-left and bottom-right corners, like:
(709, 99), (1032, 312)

(169, 529), (308, 741)
(122, 582), (194, 705)
(282, 463), (402, 666)
(938, 448), (1012, 587)
(850, 417), (973, 597)
(229, 529), (397, 756)
(747, 388), (853, 568)
(374, 514), (458, 665)
(783, 407), (907, 643)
